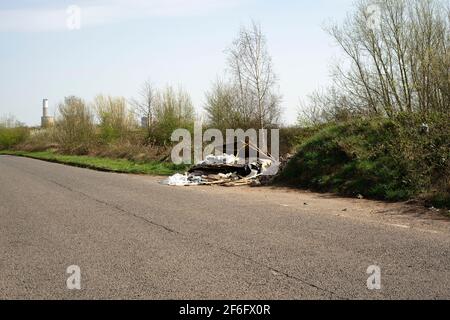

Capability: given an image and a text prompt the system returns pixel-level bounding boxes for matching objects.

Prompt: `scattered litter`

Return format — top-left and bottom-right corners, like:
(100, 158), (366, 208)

(161, 173), (203, 186)
(163, 142), (283, 188)
(420, 123), (430, 134)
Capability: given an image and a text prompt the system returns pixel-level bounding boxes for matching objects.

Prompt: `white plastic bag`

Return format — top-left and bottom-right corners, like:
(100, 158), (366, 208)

(199, 154), (239, 165)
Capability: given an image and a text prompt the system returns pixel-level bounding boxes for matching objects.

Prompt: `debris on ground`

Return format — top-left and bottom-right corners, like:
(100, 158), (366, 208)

(164, 173), (204, 187)
(162, 145), (281, 187)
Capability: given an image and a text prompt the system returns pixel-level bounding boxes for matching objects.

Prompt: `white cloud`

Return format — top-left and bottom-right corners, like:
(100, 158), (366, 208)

(0, 0), (245, 32)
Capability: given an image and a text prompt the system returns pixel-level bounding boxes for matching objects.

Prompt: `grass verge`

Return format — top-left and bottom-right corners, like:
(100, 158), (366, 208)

(275, 114), (450, 209)
(0, 150), (188, 176)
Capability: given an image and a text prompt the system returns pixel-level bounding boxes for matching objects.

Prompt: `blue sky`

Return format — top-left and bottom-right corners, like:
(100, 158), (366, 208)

(0, 0), (355, 126)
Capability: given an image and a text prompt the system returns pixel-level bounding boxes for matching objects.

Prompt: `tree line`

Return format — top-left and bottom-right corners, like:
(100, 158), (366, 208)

(300, 0), (449, 124)
(2, 0), (448, 153)
(133, 21), (282, 135)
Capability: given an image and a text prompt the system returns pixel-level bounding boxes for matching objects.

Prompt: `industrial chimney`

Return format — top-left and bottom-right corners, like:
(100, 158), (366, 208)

(41, 98), (55, 128)
(43, 99), (49, 117)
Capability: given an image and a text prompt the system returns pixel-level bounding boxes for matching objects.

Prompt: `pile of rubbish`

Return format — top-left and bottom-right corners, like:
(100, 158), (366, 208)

(162, 153), (279, 187)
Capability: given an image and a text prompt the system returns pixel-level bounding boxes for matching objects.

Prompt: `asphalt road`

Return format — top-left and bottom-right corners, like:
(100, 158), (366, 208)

(0, 155), (449, 300)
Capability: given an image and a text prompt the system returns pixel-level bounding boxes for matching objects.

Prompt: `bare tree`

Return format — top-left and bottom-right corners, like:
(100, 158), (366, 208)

(150, 85), (196, 145)
(131, 80), (157, 133)
(227, 21), (282, 129)
(298, 87), (354, 126)
(94, 95), (136, 142)
(204, 79), (249, 131)
(317, 0), (449, 121)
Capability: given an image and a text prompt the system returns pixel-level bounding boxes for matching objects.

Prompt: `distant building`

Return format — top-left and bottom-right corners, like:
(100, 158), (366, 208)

(141, 116), (149, 128)
(41, 99), (54, 128)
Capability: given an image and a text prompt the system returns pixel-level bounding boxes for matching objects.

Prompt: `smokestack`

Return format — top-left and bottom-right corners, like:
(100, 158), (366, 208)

(41, 98), (54, 128)
(43, 99), (49, 117)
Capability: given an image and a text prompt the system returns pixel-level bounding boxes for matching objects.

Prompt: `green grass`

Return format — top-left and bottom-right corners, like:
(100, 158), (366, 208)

(0, 150), (188, 176)
(275, 114), (450, 208)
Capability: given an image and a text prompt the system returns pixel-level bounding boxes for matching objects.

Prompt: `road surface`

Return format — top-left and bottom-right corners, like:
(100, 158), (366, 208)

(0, 155), (449, 299)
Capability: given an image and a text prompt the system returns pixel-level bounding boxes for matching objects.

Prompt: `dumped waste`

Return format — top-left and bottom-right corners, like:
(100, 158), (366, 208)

(162, 149), (280, 187)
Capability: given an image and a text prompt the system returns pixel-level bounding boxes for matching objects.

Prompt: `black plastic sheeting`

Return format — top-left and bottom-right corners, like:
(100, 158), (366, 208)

(188, 164), (252, 177)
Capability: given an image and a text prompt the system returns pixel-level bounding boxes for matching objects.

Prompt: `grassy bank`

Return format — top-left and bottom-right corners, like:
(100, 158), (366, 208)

(276, 114), (450, 208)
(0, 150), (188, 176)
(0, 126), (29, 150)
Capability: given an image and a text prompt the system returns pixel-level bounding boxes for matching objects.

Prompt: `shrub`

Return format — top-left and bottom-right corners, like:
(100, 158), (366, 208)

(150, 86), (196, 145)
(56, 96), (96, 154)
(279, 125), (326, 155)
(90, 139), (169, 163)
(15, 128), (57, 152)
(94, 95), (136, 143)
(276, 113), (450, 207)
(0, 127), (29, 150)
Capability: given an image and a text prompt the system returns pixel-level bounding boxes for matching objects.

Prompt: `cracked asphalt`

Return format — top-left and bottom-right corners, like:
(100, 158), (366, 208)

(0, 155), (449, 300)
